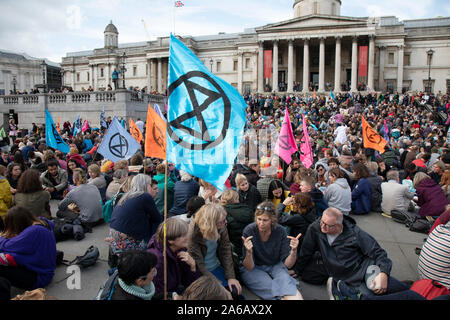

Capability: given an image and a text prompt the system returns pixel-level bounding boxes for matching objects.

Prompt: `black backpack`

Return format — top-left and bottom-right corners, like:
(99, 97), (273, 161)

(94, 269), (119, 300)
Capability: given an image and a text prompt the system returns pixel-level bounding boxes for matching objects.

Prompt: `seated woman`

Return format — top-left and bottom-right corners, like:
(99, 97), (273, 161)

(87, 164), (107, 190)
(67, 159), (81, 191)
(351, 163), (372, 215)
(276, 192), (317, 250)
(6, 162), (22, 195)
(110, 250), (158, 301)
(267, 179), (291, 212)
(198, 179), (222, 204)
(240, 201), (303, 300)
(187, 203), (242, 298)
(13, 169), (51, 219)
(147, 217), (200, 297)
(0, 206), (56, 291)
(324, 168), (352, 216)
(299, 175), (328, 217)
(221, 189), (254, 260)
(414, 172), (450, 218)
(105, 169), (128, 201)
(176, 275), (232, 300)
(107, 175), (161, 268)
(440, 170), (450, 202)
(235, 174), (262, 211)
(0, 165), (12, 228)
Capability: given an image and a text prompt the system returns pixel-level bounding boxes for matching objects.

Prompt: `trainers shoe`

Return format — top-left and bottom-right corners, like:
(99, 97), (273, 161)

(327, 277), (345, 300)
(337, 280), (362, 300)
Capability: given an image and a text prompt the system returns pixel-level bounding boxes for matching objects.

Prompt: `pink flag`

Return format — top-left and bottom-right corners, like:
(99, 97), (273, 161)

(274, 108), (298, 164)
(81, 119), (89, 133)
(300, 114), (313, 168)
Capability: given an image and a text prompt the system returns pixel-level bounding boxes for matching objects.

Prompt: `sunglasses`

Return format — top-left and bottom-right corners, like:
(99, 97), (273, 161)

(256, 206), (274, 212)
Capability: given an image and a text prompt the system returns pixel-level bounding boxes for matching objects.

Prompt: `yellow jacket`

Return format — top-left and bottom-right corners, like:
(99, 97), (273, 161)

(0, 177), (12, 220)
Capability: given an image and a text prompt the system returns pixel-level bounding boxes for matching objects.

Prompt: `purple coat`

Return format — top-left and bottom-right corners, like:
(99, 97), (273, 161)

(416, 178), (450, 218)
(147, 234), (200, 295)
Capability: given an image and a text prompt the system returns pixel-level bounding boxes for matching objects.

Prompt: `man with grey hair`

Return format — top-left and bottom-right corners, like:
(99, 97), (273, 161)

(380, 170), (415, 216)
(296, 207), (403, 300)
(169, 170), (199, 217)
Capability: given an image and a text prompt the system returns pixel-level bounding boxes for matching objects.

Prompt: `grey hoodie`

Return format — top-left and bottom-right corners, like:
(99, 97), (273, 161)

(324, 178), (351, 215)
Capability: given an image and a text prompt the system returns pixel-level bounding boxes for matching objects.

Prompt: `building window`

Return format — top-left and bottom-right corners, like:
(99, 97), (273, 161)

(245, 58), (250, 70)
(424, 80), (434, 93)
(278, 54), (283, 65)
(216, 61), (221, 72)
(388, 52), (394, 65)
(100, 68), (104, 77)
(403, 81), (411, 93)
(404, 54), (410, 66)
(146, 64), (148, 76)
(386, 80), (395, 93)
(133, 66), (137, 77)
(332, 3), (336, 15)
(233, 60), (238, 71)
(77, 73), (80, 82)
(87, 72), (90, 82)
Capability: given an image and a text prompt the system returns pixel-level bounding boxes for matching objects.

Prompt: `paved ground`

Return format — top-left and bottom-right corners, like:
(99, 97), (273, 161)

(11, 200), (426, 300)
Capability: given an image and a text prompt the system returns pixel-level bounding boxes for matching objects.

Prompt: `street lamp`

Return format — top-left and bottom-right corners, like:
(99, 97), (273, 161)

(426, 49), (434, 94)
(12, 76), (17, 94)
(120, 52), (127, 89)
(41, 60), (47, 93)
(60, 69), (65, 89)
(209, 58), (213, 72)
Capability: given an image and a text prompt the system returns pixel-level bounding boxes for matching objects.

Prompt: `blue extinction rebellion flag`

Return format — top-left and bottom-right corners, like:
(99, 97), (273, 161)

(97, 117), (141, 162)
(45, 109), (70, 153)
(167, 34), (246, 190)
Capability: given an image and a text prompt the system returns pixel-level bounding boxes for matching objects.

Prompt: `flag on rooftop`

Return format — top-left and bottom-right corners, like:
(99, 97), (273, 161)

(174, 1), (184, 7)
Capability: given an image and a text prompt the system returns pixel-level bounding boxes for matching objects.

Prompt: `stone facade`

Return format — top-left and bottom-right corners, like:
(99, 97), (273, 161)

(60, 1), (450, 95)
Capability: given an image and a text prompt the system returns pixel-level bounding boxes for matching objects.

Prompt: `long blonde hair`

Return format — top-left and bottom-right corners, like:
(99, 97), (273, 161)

(193, 203), (227, 241)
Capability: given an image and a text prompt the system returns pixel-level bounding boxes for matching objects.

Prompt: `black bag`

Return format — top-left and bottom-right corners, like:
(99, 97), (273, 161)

(409, 218), (432, 234)
(94, 269), (119, 300)
(391, 210), (412, 224)
(56, 250), (65, 265)
(299, 251), (329, 285)
(70, 246), (99, 269)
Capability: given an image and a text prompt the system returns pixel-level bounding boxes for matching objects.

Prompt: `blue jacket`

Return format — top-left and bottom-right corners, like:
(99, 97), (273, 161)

(0, 217), (56, 289)
(110, 193), (161, 242)
(351, 178), (372, 214)
(169, 179), (200, 216)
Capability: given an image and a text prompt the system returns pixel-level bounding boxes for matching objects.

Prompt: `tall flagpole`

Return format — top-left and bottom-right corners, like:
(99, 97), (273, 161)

(172, 2), (176, 35)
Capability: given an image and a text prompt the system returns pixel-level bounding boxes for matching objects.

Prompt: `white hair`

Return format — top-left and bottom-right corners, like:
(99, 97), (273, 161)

(180, 170), (192, 182)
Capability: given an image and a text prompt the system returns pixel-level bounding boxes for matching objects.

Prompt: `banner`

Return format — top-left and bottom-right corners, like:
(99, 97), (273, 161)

(82, 119), (89, 133)
(145, 104), (166, 159)
(274, 107), (298, 164)
(100, 107), (107, 129)
(167, 34), (246, 190)
(56, 117), (60, 133)
(97, 117), (141, 162)
(300, 114), (313, 169)
(264, 50), (272, 80)
(129, 117), (143, 143)
(45, 110), (70, 153)
(73, 115), (81, 136)
(362, 116), (386, 153)
(358, 46), (368, 77)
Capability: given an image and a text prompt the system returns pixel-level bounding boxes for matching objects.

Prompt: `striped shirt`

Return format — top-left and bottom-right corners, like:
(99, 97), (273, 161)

(418, 223), (450, 288)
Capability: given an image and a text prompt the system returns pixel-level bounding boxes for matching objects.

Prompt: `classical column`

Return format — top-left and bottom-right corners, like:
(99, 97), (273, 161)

(351, 36), (358, 92)
(287, 39), (294, 93)
(334, 36), (342, 92)
(237, 51), (243, 94)
(258, 41), (264, 93)
(107, 64), (111, 86)
(91, 65), (95, 88)
(318, 37), (326, 92)
(378, 46), (386, 91)
(367, 35), (375, 91)
(272, 40), (279, 92)
(157, 58), (162, 94)
(147, 59), (152, 93)
(397, 45), (404, 93)
(71, 70), (75, 89)
(302, 38), (310, 93)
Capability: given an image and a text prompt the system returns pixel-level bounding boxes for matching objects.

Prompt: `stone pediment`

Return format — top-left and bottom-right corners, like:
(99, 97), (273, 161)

(256, 15), (369, 32)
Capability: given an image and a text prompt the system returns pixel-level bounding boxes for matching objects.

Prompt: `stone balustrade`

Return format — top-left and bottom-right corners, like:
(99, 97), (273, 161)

(0, 90), (167, 131)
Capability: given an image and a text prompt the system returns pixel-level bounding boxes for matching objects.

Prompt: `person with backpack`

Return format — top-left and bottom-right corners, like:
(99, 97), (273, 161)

(110, 250), (158, 300)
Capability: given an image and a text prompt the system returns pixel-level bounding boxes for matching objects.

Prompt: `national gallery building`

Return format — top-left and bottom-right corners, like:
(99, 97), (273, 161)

(61, 0), (450, 95)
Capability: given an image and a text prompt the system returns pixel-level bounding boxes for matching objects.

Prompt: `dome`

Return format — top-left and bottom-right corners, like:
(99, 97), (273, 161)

(293, 0), (341, 18)
(104, 20), (118, 34)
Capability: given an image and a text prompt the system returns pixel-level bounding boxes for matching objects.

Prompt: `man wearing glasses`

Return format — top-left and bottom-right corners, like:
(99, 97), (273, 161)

(296, 207), (408, 300)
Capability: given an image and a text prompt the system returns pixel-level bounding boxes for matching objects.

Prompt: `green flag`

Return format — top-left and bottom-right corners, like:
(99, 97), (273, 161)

(0, 127), (6, 138)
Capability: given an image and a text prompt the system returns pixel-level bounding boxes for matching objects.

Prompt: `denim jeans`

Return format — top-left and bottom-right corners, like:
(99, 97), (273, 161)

(360, 276), (424, 300)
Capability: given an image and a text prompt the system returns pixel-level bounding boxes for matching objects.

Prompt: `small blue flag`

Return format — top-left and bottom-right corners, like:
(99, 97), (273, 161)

(330, 90), (335, 100)
(167, 34), (246, 190)
(100, 107), (107, 129)
(73, 115), (82, 136)
(120, 118), (125, 128)
(97, 117), (141, 162)
(45, 110), (70, 154)
(153, 104), (166, 122)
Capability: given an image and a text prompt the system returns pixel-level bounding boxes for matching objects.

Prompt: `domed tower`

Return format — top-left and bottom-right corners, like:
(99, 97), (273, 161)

(293, 0), (341, 18)
(104, 20), (119, 49)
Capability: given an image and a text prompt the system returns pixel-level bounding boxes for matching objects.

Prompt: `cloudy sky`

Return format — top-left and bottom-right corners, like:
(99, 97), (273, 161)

(0, 0), (448, 63)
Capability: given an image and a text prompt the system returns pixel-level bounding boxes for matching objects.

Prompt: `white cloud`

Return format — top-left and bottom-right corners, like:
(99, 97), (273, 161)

(66, 5), (83, 30)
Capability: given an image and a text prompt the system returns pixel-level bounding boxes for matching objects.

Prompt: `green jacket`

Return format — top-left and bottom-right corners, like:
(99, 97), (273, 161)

(0, 177), (12, 220)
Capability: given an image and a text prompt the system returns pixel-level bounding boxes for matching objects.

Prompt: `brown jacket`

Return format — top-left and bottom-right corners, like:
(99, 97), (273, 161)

(187, 222), (236, 280)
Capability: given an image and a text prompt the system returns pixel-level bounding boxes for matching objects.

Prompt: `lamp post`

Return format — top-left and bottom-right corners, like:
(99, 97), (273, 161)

(209, 58), (213, 72)
(60, 69), (64, 89)
(12, 76), (17, 94)
(120, 52), (127, 89)
(41, 60), (47, 93)
(426, 49), (434, 94)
